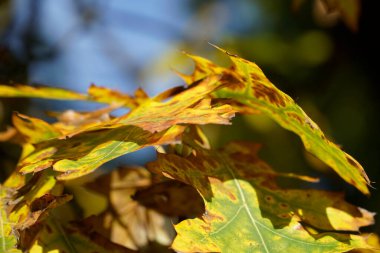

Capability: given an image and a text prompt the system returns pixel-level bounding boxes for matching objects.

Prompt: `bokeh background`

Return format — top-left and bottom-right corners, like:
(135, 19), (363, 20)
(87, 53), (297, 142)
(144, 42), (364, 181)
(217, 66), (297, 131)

(1, 0), (379, 235)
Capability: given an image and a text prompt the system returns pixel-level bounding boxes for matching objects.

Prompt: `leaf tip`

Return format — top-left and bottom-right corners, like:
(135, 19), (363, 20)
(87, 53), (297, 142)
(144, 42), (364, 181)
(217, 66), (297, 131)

(208, 42), (239, 58)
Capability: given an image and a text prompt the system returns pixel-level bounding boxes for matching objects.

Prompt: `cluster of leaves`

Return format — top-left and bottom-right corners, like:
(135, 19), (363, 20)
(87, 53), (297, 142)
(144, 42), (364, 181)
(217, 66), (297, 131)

(0, 47), (378, 252)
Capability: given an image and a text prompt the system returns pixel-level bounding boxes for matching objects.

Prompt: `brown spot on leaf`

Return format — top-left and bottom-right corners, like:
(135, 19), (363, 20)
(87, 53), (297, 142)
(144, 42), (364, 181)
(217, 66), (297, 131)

(206, 62), (217, 69)
(286, 112), (303, 125)
(203, 211), (224, 222)
(346, 155), (360, 169)
(250, 73), (262, 81)
(303, 116), (320, 131)
(30, 194), (56, 212)
(253, 83), (286, 107)
(228, 192), (237, 201)
(279, 203), (289, 209)
(15, 112), (32, 124)
(195, 66), (206, 74)
(278, 213), (291, 219)
(344, 154), (370, 187)
(221, 74), (245, 91)
(265, 195), (275, 203)
(201, 224), (211, 232)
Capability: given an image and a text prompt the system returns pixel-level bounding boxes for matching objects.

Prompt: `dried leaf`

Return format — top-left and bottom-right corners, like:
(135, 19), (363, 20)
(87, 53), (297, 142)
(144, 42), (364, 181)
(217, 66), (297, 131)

(133, 180), (204, 217)
(85, 167), (175, 251)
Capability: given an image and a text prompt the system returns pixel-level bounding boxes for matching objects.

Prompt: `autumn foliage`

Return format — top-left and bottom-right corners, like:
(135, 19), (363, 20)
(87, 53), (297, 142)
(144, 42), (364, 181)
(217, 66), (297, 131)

(0, 47), (377, 252)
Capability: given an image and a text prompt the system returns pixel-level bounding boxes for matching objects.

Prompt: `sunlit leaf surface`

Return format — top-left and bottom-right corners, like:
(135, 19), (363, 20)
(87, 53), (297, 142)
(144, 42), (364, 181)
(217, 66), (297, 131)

(148, 141), (372, 252)
(18, 125), (184, 180)
(178, 46), (370, 194)
(12, 113), (61, 144)
(0, 47), (374, 252)
(0, 85), (86, 100)
(14, 76), (234, 180)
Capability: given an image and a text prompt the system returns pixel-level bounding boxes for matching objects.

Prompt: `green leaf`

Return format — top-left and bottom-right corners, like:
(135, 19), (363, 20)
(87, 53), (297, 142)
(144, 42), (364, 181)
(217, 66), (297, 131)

(148, 141), (373, 252)
(179, 46), (370, 194)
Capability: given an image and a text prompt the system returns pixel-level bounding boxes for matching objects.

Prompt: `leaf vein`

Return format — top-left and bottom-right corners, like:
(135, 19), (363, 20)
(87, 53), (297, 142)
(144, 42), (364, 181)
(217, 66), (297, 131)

(220, 156), (338, 250)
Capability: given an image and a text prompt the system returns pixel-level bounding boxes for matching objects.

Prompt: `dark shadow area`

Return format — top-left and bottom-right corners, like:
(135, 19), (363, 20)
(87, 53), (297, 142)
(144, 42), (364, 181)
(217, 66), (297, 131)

(133, 180), (205, 218)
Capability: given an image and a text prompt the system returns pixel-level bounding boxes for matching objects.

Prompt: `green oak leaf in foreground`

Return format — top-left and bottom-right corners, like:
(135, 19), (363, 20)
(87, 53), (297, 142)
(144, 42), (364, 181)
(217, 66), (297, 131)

(178, 46), (371, 194)
(148, 141), (373, 252)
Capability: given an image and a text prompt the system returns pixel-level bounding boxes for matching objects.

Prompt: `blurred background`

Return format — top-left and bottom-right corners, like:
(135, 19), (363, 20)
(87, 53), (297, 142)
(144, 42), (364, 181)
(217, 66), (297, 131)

(1, 0), (379, 235)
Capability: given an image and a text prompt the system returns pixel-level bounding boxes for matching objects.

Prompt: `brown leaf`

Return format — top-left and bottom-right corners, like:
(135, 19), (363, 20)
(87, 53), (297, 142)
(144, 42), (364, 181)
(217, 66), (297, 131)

(85, 167), (176, 251)
(133, 180), (204, 217)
